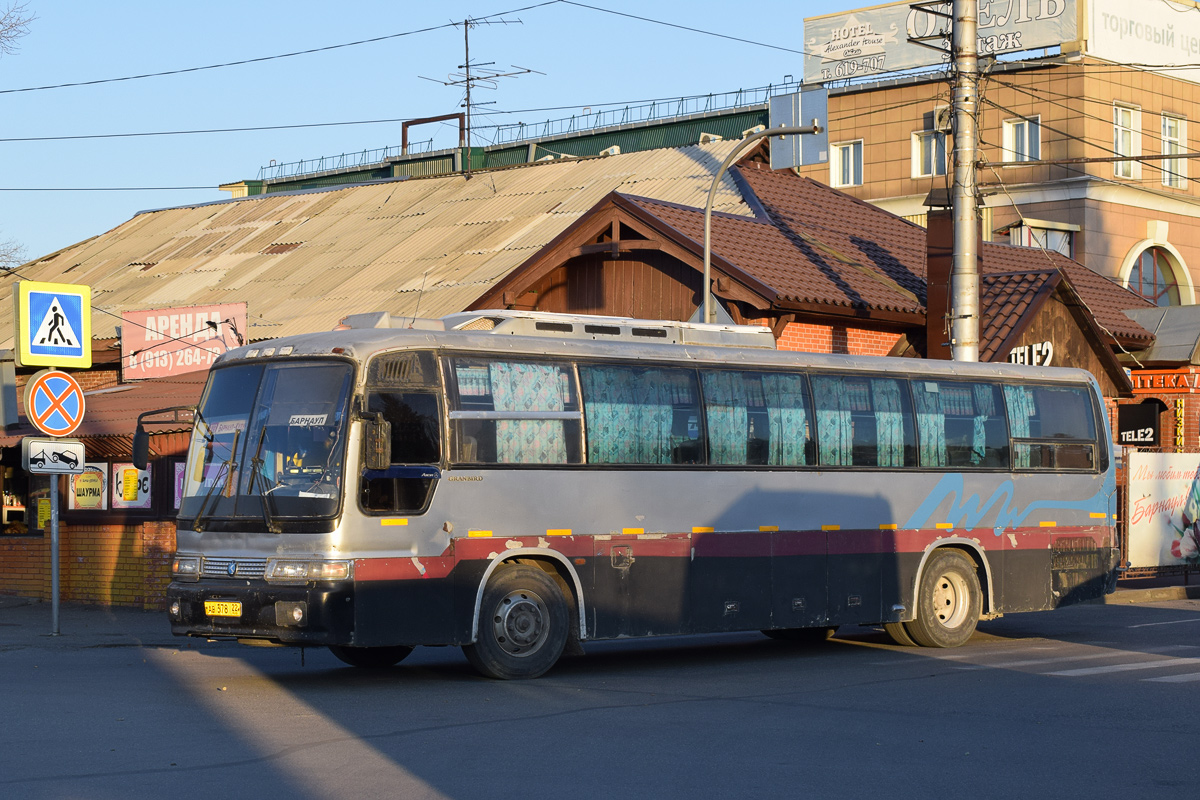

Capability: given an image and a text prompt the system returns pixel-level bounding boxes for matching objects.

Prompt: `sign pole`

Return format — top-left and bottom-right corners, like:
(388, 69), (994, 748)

(50, 474), (60, 636)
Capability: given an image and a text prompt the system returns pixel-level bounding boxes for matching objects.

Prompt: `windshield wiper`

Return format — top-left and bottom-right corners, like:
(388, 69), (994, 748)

(192, 428), (239, 533)
(246, 426), (281, 534)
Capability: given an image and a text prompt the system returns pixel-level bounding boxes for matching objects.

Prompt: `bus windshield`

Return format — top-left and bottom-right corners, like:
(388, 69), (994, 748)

(180, 360), (355, 530)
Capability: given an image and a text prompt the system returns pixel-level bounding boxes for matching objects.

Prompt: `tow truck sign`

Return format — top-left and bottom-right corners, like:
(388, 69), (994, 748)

(22, 437), (85, 475)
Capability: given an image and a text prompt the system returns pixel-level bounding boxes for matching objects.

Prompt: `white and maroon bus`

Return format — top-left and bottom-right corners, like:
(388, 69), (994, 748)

(144, 310), (1118, 679)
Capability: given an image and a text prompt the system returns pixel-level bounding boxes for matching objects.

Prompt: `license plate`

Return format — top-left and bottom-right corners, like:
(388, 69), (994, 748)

(204, 600), (242, 618)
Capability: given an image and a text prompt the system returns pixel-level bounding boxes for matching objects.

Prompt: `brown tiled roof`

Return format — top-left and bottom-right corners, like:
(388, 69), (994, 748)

(977, 270), (1059, 362)
(736, 162), (1154, 344)
(733, 165), (929, 305)
(620, 189), (925, 316)
(977, 243), (1154, 346)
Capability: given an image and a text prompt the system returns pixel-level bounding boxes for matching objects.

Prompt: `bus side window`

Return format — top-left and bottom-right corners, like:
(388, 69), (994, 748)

(581, 365), (702, 465)
(701, 370), (814, 467)
(447, 359), (582, 465)
(811, 374), (914, 468)
(1004, 384), (1097, 470)
(912, 380), (1009, 469)
(360, 391), (441, 513)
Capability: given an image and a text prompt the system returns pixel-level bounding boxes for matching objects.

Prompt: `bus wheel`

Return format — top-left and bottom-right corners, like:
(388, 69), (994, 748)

(762, 626), (836, 643)
(464, 565), (568, 680)
(907, 550), (981, 648)
(883, 622), (918, 647)
(328, 644), (413, 668)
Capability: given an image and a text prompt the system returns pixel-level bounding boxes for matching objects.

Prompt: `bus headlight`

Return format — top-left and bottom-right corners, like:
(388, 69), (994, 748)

(172, 556), (201, 582)
(264, 559), (352, 582)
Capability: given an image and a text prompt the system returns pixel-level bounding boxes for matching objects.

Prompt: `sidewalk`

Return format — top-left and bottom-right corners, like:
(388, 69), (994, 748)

(4, 576), (1198, 651)
(0, 594), (179, 651)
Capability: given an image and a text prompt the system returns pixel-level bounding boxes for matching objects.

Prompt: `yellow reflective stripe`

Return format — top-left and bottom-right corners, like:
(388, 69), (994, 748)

(622, 528), (644, 535)
(1089, 512), (1108, 519)
(759, 525), (779, 532)
(692, 527), (714, 533)
(821, 524), (840, 531)
(380, 518), (408, 526)
(546, 529), (572, 536)
(1040, 521), (1057, 527)
(468, 530), (493, 538)
(935, 523), (954, 529)
(879, 524), (898, 530)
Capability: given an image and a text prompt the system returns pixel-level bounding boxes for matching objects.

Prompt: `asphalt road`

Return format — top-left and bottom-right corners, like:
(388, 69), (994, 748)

(3, 597), (1199, 800)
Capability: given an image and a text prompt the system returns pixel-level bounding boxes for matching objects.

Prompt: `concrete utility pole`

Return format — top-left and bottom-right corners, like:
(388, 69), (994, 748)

(950, 0), (980, 361)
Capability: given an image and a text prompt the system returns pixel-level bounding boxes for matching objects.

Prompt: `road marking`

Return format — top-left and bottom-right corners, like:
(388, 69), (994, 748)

(1047, 657), (1200, 677)
(1144, 671), (1200, 683)
(951, 651), (1129, 670)
(1128, 618), (1200, 629)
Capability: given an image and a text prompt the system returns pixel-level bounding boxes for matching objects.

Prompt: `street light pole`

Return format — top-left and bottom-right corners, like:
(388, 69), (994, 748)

(702, 124), (821, 324)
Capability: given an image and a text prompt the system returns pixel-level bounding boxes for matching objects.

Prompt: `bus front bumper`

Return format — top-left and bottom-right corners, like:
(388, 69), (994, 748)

(166, 581), (355, 646)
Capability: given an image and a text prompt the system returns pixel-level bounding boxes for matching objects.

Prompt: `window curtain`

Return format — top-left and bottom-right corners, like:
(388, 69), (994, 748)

(581, 367), (636, 463)
(912, 383), (947, 467)
(971, 383), (996, 465)
(811, 376), (852, 466)
(702, 372), (748, 465)
(761, 374), (810, 466)
(872, 379), (906, 468)
(489, 362), (567, 464)
(1004, 385), (1037, 468)
(581, 367), (695, 464)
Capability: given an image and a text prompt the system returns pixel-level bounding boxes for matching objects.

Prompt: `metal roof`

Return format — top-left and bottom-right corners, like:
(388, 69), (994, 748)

(1, 141), (754, 346)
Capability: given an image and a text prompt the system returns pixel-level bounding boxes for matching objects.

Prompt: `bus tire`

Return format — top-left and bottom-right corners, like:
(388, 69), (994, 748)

(328, 644), (413, 668)
(884, 622), (919, 647)
(762, 626), (836, 643)
(907, 549), (982, 648)
(463, 565), (568, 680)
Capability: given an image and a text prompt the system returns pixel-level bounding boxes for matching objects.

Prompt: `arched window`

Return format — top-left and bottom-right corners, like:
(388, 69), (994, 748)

(1130, 247), (1180, 306)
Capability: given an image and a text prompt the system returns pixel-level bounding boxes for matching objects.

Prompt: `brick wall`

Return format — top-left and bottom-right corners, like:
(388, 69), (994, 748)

(0, 521), (176, 610)
(753, 320), (903, 356)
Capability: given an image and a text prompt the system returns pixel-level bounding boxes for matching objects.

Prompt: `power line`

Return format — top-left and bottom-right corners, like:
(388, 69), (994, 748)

(558, 0), (812, 57)
(0, 2), (562, 95)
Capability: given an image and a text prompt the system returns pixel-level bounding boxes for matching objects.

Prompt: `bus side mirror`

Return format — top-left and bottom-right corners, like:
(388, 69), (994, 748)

(132, 427), (150, 471)
(363, 417), (392, 471)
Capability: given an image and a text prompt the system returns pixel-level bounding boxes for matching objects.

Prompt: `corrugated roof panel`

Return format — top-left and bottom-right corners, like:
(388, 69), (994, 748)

(229, 221), (303, 255)
(1, 140), (770, 344)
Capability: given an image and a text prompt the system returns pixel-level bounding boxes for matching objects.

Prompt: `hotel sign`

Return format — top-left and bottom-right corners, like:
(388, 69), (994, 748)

(804, 1), (1077, 83)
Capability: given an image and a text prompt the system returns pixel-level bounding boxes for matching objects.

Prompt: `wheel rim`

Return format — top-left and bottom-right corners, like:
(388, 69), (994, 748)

(491, 589), (550, 657)
(931, 571), (971, 629)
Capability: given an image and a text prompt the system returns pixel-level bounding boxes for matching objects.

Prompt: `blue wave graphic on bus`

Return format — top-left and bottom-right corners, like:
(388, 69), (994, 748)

(901, 473), (1111, 535)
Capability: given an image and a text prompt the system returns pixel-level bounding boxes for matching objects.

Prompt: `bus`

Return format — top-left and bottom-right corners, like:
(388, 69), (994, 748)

(142, 310), (1119, 679)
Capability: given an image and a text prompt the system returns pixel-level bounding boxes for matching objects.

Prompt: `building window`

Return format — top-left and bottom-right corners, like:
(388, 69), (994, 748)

(1162, 114), (1187, 188)
(912, 131), (948, 178)
(1009, 224), (1072, 257)
(1003, 116), (1040, 162)
(1114, 104), (1140, 179)
(830, 140), (863, 187)
(1130, 246), (1180, 306)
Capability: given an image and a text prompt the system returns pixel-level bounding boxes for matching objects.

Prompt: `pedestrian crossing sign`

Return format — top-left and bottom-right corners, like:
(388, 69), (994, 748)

(13, 281), (92, 368)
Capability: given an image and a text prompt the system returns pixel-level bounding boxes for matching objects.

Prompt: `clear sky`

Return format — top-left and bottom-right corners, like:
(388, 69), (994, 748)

(0, 0), (825, 261)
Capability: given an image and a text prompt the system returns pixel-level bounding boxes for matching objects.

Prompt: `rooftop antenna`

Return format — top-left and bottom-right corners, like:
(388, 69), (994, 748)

(419, 17), (543, 178)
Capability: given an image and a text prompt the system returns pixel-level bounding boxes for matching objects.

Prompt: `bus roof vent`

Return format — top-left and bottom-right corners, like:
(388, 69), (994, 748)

(457, 316), (500, 331)
(441, 310), (775, 349)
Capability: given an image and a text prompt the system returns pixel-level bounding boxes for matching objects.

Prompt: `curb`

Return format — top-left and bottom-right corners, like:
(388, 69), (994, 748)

(1093, 585), (1200, 605)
